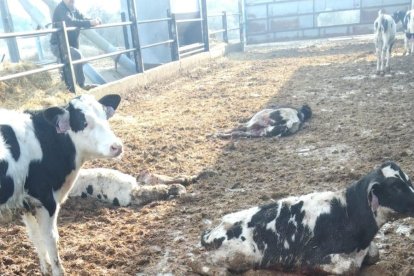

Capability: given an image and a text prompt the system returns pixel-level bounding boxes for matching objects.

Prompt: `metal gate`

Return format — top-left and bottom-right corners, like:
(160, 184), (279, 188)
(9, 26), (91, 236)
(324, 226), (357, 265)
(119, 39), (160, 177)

(245, 0), (411, 44)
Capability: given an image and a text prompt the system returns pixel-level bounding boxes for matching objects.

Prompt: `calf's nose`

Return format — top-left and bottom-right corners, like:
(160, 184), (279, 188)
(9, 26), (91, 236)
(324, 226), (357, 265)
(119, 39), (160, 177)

(110, 143), (123, 157)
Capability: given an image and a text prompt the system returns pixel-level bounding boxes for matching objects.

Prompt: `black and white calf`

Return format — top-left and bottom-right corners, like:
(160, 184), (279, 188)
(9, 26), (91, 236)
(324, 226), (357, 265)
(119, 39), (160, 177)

(70, 168), (188, 206)
(0, 94), (122, 275)
(216, 105), (312, 139)
(392, 10), (414, 55)
(197, 162), (414, 275)
(374, 10), (396, 75)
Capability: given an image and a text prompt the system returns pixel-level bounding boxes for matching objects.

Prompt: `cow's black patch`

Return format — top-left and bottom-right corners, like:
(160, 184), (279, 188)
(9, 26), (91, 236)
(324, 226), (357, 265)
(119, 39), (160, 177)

(103, 194), (108, 199)
(81, 192), (87, 198)
(24, 110), (77, 216)
(0, 125), (20, 161)
(381, 18), (388, 32)
(266, 111), (290, 137)
(67, 103), (87, 132)
(97, 194), (102, 200)
(113, 197), (120, 206)
(201, 230), (225, 250)
(0, 160), (14, 204)
(226, 221), (243, 240)
(241, 236), (246, 241)
(86, 185), (93, 195)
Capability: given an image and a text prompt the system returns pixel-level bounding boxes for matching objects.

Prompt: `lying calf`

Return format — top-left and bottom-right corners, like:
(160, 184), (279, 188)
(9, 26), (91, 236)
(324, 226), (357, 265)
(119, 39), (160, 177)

(197, 161), (414, 275)
(70, 168), (193, 206)
(216, 105), (312, 138)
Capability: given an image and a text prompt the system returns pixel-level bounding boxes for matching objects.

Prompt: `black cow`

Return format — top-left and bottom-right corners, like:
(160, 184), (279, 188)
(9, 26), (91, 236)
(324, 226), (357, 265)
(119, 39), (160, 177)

(196, 161), (414, 275)
(0, 94), (122, 275)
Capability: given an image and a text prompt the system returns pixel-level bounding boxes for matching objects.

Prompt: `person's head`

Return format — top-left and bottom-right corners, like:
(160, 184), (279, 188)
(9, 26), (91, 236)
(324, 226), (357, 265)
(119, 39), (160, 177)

(63, 0), (75, 10)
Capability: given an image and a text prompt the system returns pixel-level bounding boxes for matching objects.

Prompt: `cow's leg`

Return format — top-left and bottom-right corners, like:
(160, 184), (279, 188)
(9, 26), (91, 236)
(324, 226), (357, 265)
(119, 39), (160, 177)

(36, 205), (64, 276)
(363, 242), (379, 265)
(22, 212), (51, 275)
(376, 47), (381, 74)
(131, 184), (186, 206)
(318, 249), (368, 275)
(380, 47), (386, 75)
(404, 36), (409, 55)
(385, 46), (391, 73)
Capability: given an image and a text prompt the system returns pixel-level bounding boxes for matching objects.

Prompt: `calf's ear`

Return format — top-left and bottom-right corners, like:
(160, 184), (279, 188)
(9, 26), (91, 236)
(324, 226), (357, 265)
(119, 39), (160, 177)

(43, 107), (71, 134)
(99, 94), (121, 119)
(368, 184), (380, 212)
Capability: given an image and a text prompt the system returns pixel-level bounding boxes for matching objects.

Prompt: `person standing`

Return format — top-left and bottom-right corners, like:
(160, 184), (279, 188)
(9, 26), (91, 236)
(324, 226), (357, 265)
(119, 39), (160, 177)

(50, 0), (101, 90)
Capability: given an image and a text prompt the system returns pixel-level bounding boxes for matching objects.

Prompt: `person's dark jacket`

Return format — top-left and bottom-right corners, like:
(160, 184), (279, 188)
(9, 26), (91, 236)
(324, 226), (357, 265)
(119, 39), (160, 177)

(50, 1), (91, 49)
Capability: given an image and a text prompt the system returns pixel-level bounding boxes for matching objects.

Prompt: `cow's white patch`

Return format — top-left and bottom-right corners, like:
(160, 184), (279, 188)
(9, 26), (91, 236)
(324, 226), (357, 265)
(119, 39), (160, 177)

(298, 191), (343, 232)
(70, 168), (135, 206)
(284, 240), (289, 249)
(381, 165), (401, 179)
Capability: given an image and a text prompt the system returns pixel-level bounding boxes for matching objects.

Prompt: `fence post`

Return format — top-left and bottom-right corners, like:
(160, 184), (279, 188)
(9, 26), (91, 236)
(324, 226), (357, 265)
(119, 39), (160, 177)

(167, 10), (180, 61)
(121, 11), (131, 59)
(222, 11), (228, 43)
(200, 0), (209, 52)
(57, 21), (76, 93)
(0, 0), (20, 62)
(126, 0), (144, 73)
(238, 0), (245, 51)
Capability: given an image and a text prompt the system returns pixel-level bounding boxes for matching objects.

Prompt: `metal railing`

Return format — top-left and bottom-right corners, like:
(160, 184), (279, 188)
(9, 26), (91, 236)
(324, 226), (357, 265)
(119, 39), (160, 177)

(0, 0), (244, 94)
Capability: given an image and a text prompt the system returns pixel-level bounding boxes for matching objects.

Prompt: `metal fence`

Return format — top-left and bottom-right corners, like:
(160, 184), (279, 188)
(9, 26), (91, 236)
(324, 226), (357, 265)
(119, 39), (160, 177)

(245, 0), (412, 44)
(0, 0), (245, 94)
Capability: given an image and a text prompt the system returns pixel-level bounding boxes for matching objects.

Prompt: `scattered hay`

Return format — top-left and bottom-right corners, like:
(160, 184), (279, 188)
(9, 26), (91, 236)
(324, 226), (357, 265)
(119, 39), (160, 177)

(0, 61), (72, 109)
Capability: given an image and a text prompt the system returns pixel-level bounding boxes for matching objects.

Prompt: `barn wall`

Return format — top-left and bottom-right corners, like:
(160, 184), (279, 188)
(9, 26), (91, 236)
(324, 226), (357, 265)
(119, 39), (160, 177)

(245, 0), (411, 44)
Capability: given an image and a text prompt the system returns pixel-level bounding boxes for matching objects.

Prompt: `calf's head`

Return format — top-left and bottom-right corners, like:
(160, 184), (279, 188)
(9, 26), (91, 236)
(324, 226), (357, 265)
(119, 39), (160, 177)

(300, 104), (312, 122)
(368, 161), (414, 223)
(43, 94), (123, 160)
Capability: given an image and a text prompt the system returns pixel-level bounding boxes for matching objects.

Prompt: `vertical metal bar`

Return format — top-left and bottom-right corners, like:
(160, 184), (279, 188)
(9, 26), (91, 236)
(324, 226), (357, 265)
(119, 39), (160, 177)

(126, 0), (144, 73)
(121, 11), (131, 58)
(222, 11), (228, 43)
(238, 0), (245, 49)
(200, 0), (210, 52)
(57, 21), (76, 94)
(0, 0), (20, 62)
(168, 10), (180, 61)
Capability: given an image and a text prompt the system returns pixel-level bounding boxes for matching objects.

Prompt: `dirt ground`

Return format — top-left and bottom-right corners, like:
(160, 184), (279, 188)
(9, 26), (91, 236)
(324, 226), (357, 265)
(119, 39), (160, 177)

(1, 36), (414, 275)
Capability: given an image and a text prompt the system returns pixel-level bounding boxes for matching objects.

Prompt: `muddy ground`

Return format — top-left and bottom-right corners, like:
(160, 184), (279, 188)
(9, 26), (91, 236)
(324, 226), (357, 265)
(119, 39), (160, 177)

(1, 36), (414, 275)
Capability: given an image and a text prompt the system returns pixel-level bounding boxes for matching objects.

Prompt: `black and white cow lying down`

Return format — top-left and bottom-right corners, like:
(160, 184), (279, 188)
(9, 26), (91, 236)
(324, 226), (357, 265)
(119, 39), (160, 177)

(195, 162), (414, 275)
(0, 94), (122, 275)
(70, 168), (193, 206)
(216, 105), (312, 139)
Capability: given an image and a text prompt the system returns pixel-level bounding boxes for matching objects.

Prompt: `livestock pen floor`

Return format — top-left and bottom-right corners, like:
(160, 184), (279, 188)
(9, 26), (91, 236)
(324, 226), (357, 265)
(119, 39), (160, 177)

(1, 36), (414, 275)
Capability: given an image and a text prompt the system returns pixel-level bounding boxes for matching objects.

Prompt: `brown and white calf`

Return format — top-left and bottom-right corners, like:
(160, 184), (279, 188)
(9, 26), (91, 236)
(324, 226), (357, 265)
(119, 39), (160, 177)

(374, 10), (396, 75)
(216, 105), (312, 139)
(196, 161), (414, 275)
(0, 94), (122, 275)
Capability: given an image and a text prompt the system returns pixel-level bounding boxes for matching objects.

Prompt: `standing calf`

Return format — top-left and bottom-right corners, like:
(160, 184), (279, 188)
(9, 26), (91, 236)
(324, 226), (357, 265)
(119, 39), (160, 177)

(197, 161), (414, 275)
(392, 10), (414, 55)
(216, 105), (311, 139)
(0, 94), (122, 275)
(374, 10), (396, 75)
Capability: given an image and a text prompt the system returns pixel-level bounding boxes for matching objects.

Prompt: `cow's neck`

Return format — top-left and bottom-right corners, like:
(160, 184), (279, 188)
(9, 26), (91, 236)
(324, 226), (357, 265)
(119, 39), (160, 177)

(345, 178), (380, 246)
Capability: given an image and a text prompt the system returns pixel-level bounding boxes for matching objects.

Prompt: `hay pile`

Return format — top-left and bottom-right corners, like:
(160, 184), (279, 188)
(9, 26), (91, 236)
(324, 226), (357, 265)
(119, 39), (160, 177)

(0, 61), (71, 109)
